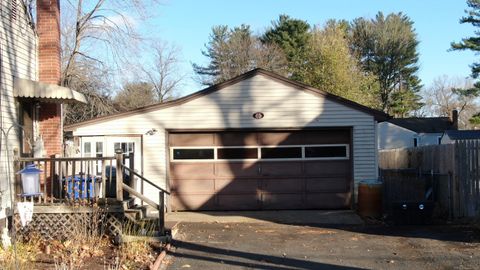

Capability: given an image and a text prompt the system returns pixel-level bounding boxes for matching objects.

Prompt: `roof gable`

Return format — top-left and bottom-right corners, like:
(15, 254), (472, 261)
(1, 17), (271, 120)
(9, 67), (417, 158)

(66, 69), (389, 130)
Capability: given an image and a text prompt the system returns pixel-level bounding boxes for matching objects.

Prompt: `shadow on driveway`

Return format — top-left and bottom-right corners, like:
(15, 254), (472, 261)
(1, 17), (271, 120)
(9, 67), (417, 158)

(167, 210), (480, 243)
(171, 239), (366, 270)
(166, 222), (480, 270)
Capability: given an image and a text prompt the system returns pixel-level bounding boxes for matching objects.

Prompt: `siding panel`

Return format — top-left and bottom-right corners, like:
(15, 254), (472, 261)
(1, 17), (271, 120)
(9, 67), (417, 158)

(0, 1), (37, 219)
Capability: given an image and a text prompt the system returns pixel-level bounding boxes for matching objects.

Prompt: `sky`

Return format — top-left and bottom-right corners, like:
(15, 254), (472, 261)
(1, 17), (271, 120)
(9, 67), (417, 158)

(138, 0), (477, 96)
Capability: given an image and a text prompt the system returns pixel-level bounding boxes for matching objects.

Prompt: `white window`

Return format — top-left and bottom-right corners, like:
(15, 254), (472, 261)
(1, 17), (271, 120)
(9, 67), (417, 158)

(114, 142), (135, 155)
(96, 142), (103, 157)
(84, 142), (91, 156)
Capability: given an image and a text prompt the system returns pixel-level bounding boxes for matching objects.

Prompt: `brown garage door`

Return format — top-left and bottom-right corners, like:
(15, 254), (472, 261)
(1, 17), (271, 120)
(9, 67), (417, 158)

(169, 130), (352, 211)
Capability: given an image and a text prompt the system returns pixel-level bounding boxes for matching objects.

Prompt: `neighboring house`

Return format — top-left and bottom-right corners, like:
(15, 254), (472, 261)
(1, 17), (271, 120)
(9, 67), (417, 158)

(378, 114), (458, 150)
(66, 69), (389, 211)
(0, 1), (85, 228)
(441, 130), (480, 144)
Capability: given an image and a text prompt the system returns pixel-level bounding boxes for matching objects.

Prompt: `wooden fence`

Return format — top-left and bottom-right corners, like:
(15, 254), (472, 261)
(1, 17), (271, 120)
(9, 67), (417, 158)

(379, 141), (480, 219)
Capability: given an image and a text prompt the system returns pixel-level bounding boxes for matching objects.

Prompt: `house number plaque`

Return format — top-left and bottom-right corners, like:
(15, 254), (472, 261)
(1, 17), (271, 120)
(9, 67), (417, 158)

(252, 112), (264, 119)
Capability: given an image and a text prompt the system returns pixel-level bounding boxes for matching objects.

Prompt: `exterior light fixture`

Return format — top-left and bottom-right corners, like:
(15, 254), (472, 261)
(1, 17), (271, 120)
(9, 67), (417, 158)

(145, 128), (158, 135)
(17, 164), (42, 196)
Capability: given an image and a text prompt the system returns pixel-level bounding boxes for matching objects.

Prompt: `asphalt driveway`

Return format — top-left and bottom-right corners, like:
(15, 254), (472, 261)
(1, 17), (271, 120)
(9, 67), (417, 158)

(164, 221), (480, 270)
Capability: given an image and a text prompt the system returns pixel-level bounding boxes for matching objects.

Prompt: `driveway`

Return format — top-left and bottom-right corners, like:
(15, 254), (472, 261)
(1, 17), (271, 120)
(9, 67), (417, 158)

(164, 213), (480, 270)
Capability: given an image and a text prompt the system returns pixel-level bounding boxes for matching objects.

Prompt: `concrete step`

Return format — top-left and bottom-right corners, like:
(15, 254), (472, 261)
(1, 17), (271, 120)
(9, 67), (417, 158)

(124, 208), (143, 219)
(122, 198), (135, 209)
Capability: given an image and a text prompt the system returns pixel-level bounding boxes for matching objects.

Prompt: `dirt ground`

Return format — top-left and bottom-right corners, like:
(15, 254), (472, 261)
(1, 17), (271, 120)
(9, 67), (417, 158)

(165, 222), (480, 270)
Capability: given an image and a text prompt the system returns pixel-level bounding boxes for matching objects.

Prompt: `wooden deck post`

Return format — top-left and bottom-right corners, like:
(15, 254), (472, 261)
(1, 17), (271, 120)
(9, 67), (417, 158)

(50, 154), (57, 203)
(129, 152), (135, 191)
(159, 191), (165, 235)
(115, 151), (124, 201)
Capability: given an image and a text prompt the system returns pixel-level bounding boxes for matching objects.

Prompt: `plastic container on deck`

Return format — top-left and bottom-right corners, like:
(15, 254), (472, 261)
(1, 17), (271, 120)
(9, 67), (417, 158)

(64, 175), (97, 200)
(357, 180), (383, 219)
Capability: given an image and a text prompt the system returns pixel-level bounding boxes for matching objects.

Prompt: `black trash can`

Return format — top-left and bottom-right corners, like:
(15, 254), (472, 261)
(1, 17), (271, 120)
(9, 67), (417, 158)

(105, 166), (131, 198)
(391, 201), (434, 225)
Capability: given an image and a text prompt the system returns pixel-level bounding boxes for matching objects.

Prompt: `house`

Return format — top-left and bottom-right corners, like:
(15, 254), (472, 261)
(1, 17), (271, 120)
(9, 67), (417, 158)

(66, 69), (389, 211)
(378, 113), (458, 150)
(0, 0), (85, 230)
(441, 130), (480, 144)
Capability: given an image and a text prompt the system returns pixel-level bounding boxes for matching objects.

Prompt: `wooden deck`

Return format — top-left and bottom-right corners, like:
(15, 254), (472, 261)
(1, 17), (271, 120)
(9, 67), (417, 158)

(14, 153), (170, 240)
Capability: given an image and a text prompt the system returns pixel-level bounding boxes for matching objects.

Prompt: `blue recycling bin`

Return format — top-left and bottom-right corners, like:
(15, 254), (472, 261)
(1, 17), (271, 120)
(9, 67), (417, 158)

(64, 175), (98, 200)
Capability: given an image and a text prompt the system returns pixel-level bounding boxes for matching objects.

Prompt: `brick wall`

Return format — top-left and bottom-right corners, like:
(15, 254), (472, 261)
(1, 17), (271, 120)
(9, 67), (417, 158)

(38, 103), (62, 155)
(37, 0), (62, 156)
(37, 0), (61, 85)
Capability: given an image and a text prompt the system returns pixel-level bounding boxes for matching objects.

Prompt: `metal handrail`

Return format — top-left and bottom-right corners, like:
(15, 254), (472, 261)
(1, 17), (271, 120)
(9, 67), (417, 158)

(122, 184), (159, 209)
(122, 166), (170, 195)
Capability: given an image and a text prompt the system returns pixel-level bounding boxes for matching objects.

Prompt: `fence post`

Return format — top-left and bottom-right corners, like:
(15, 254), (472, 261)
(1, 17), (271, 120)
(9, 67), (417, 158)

(159, 191), (165, 235)
(115, 151), (124, 201)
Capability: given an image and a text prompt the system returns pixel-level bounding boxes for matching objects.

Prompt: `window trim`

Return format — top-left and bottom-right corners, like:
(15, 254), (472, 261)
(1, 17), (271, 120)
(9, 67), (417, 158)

(170, 144), (349, 162)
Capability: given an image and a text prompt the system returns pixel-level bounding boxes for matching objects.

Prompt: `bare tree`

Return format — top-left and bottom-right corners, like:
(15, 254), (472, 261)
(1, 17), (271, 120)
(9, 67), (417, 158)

(63, 60), (117, 124)
(114, 81), (156, 111)
(139, 42), (184, 102)
(60, 0), (159, 124)
(61, 0), (146, 86)
(423, 75), (479, 129)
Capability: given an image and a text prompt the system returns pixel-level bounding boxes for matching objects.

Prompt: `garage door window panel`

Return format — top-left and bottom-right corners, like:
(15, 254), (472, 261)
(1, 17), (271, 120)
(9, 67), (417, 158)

(217, 147), (258, 160)
(173, 148), (214, 160)
(305, 145), (349, 159)
(260, 147), (302, 159)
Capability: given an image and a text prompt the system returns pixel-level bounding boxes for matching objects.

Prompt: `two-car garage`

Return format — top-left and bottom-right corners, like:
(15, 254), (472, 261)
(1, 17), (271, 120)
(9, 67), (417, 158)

(169, 129), (352, 210)
(66, 69), (388, 212)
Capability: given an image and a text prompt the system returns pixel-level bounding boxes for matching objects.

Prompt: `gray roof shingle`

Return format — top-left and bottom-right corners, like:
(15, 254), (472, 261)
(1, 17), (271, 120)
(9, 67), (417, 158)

(388, 117), (456, 133)
(444, 130), (480, 140)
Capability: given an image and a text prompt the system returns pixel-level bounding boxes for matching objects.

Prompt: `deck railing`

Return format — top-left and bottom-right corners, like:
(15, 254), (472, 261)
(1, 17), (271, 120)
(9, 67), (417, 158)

(15, 156), (117, 204)
(15, 153), (169, 235)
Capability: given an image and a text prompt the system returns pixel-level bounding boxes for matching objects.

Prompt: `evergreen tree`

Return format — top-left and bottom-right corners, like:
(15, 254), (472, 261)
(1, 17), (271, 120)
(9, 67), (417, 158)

(350, 12), (422, 117)
(261, 15), (311, 80)
(193, 25), (287, 85)
(451, 0), (480, 125)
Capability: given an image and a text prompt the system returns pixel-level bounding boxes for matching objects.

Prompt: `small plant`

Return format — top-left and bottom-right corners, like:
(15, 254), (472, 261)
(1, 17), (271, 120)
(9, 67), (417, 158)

(0, 234), (41, 270)
(118, 241), (157, 269)
(51, 204), (110, 268)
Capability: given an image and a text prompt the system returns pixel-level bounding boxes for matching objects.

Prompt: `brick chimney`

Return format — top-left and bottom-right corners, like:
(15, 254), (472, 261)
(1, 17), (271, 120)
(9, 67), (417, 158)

(37, 0), (62, 156)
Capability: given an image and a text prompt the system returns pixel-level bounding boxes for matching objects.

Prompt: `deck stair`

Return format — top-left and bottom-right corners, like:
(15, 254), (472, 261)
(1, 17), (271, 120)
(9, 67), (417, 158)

(115, 152), (170, 243)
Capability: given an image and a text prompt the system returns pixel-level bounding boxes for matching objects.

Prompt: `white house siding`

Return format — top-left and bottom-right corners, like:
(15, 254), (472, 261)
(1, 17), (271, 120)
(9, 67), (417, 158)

(418, 133), (443, 146)
(378, 122), (443, 149)
(71, 74), (377, 203)
(0, 1), (38, 219)
(441, 135), (454, 145)
(378, 122), (416, 149)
